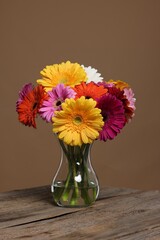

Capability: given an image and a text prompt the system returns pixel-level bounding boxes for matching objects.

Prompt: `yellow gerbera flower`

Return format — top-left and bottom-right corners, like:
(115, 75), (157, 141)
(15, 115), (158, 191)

(109, 79), (129, 90)
(37, 61), (87, 91)
(52, 96), (104, 146)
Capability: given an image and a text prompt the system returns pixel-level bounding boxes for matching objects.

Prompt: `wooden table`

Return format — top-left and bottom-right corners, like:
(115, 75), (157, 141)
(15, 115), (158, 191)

(0, 186), (160, 239)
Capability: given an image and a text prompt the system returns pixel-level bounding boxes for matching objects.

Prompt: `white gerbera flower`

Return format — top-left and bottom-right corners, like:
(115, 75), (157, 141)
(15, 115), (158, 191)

(81, 65), (103, 83)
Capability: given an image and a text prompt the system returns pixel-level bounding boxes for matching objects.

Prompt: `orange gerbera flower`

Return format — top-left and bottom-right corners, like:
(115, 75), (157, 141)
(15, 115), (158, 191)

(108, 79), (129, 90)
(73, 82), (107, 100)
(16, 84), (48, 128)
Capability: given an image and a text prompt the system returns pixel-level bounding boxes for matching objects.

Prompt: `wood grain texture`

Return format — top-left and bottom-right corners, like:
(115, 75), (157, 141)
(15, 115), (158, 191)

(0, 186), (160, 239)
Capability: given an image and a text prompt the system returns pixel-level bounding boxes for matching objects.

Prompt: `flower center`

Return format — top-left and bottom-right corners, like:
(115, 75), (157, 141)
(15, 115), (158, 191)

(85, 96), (91, 99)
(32, 102), (38, 110)
(73, 116), (82, 125)
(60, 79), (67, 84)
(56, 100), (62, 106)
(103, 114), (108, 122)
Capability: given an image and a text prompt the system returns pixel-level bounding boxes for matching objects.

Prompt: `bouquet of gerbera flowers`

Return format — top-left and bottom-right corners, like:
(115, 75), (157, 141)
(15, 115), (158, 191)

(16, 61), (136, 207)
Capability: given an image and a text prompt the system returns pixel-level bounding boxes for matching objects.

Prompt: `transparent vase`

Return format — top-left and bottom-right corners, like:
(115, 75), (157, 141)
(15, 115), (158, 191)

(51, 139), (99, 207)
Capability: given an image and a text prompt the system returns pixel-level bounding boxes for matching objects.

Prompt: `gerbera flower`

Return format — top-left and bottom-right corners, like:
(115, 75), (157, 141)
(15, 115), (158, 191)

(39, 84), (76, 122)
(37, 61), (87, 91)
(16, 83), (33, 107)
(98, 81), (115, 89)
(96, 94), (126, 141)
(123, 88), (136, 122)
(108, 79), (129, 90)
(124, 88), (136, 111)
(82, 65), (103, 83)
(16, 83), (48, 128)
(107, 85), (124, 99)
(73, 82), (107, 100)
(52, 96), (104, 146)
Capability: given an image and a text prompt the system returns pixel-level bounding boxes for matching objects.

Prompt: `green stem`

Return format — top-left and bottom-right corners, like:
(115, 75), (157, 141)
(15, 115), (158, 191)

(69, 146), (79, 205)
(57, 140), (73, 202)
(80, 144), (93, 204)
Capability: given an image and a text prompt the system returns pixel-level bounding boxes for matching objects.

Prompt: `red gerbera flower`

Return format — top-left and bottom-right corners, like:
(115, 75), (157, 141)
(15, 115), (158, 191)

(73, 82), (107, 100)
(16, 83), (48, 128)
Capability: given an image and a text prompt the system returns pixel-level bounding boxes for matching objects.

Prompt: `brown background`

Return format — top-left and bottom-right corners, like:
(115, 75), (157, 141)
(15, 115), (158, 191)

(0, 0), (160, 192)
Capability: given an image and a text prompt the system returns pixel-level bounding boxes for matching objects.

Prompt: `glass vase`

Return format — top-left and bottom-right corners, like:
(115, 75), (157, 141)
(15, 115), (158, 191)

(51, 139), (99, 207)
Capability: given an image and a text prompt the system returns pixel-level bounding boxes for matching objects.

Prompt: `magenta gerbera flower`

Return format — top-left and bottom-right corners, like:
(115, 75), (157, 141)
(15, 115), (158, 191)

(39, 83), (76, 122)
(96, 94), (126, 141)
(103, 85), (136, 123)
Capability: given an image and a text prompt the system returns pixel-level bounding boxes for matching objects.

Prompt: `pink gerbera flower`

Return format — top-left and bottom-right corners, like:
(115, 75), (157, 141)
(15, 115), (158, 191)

(96, 94), (126, 141)
(39, 83), (76, 122)
(123, 88), (136, 122)
(124, 88), (136, 111)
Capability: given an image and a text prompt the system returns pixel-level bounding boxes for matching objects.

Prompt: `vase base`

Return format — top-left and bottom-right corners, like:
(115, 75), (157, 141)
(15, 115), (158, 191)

(51, 181), (99, 207)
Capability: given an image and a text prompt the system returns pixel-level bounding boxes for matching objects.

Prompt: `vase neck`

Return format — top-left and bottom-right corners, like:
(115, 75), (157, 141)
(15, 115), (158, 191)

(58, 140), (92, 164)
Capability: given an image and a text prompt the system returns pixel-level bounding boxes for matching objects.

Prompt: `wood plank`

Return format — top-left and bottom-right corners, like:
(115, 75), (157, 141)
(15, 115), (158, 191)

(0, 186), (81, 229)
(0, 186), (160, 239)
(0, 185), (138, 229)
(0, 186), (136, 229)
